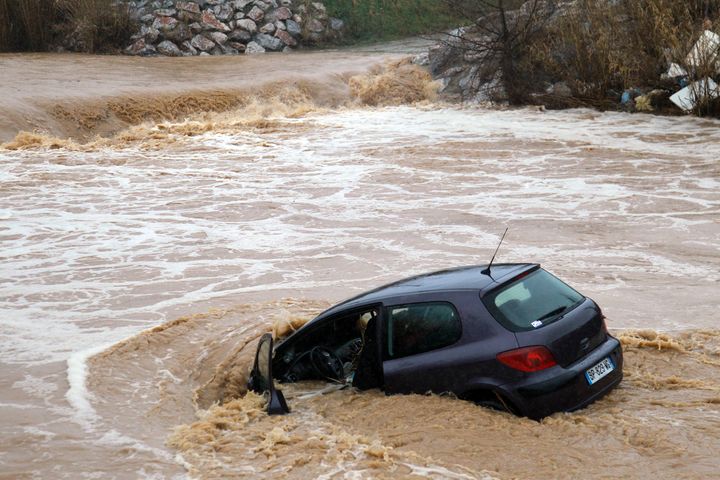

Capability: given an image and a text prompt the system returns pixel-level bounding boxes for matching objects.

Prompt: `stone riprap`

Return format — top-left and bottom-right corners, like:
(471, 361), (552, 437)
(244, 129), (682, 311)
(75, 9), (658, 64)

(125, 0), (345, 56)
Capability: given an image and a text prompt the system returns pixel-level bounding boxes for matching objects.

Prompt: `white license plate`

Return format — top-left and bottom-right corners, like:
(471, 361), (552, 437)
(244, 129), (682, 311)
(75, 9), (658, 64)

(585, 357), (615, 385)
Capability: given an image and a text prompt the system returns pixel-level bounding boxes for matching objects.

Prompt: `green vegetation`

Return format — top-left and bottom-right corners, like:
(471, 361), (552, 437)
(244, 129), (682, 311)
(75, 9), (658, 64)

(0, 0), (132, 52)
(321, 0), (466, 41)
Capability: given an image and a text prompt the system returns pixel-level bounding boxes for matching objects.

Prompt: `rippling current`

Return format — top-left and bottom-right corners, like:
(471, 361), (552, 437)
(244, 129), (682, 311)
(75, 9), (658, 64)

(1, 72), (720, 478)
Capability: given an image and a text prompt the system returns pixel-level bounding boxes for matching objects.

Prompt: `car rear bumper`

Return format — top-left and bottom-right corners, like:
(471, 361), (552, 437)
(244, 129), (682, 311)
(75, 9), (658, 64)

(500, 335), (623, 420)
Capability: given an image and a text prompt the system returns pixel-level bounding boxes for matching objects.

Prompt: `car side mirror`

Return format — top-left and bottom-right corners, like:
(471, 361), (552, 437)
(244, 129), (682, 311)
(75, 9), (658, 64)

(248, 333), (290, 415)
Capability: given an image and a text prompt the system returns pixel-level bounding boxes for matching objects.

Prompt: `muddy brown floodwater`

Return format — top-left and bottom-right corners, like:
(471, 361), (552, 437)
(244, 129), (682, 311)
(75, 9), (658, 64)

(1, 39), (719, 479)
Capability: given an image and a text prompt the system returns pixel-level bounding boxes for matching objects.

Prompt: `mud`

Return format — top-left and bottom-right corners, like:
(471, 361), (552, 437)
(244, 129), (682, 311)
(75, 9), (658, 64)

(91, 302), (720, 480)
(1, 40), (719, 479)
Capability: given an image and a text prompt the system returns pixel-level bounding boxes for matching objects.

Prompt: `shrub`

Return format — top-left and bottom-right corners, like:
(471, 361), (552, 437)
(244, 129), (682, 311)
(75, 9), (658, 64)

(322, 0), (465, 40)
(0, 0), (58, 51)
(0, 0), (133, 52)
(57, 0), (134, 53)
(531, 1), (719, 107)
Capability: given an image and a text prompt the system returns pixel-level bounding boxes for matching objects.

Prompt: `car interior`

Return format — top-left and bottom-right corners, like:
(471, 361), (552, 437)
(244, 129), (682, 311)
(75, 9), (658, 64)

(276, 308), (378, 384)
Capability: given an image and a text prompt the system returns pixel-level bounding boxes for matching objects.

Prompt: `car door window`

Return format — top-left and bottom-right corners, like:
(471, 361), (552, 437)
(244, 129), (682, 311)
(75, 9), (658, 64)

(386, 302), (461, 359)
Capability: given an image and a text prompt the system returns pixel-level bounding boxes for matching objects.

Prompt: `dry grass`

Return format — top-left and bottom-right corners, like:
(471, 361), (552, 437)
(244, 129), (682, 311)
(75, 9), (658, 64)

(526, 0), (720, 114)
(0, 0), (56, 51)
(0, 0), (132, 52)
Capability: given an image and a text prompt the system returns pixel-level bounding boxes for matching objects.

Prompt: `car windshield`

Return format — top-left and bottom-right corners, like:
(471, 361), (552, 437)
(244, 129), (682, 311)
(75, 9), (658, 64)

(483, 269), (584, 332)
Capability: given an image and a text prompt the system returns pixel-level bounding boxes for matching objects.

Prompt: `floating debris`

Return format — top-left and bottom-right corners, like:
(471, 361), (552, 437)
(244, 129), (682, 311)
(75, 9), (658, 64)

(669, 77), (720, 111)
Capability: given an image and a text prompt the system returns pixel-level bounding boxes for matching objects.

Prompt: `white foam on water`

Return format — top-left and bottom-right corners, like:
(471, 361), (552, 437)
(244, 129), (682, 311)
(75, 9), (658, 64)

(1, 105), (718, 367)
(22, 425), (57, 441)
(399, 463), (485, 480)
(66, 343), (116, 428)
(0, 402), (44, 410)
(12, 374), (58, 397)
(96, 429), (176, 461)
(1, 104), (719, 478)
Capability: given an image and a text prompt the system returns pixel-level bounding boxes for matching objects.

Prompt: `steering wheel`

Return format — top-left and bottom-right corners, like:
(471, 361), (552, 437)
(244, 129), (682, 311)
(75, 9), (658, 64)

(309, 346), (345, 382)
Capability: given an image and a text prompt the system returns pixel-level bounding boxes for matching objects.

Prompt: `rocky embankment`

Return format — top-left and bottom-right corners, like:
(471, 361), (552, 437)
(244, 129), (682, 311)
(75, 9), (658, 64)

(125, 0), (344, 56)
(423, 1), (720, 116)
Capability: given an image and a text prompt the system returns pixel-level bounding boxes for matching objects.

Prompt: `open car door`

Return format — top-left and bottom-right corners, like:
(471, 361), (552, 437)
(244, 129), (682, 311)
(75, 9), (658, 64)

(352, 312), (384, 390)
(247, 333), (290, 415)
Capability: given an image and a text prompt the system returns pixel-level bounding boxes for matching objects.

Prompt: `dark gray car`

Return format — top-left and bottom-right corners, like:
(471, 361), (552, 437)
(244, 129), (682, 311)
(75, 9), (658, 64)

(249, 263), (623, 419)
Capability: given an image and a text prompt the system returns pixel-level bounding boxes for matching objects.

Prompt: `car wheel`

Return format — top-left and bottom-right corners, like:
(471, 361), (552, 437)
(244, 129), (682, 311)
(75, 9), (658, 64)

(466, 390), (518, 415)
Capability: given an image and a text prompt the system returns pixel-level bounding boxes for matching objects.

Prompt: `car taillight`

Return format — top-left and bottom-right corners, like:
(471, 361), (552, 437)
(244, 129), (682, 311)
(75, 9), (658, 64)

(496, 346), (557, 372)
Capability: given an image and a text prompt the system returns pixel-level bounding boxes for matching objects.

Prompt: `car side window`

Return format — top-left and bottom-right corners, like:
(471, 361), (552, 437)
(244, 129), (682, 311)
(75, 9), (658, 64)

(385, 302), (462, 359)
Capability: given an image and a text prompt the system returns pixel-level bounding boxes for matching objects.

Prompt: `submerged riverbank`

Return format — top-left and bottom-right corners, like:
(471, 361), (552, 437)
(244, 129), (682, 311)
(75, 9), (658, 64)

(0, 37), (435, 144)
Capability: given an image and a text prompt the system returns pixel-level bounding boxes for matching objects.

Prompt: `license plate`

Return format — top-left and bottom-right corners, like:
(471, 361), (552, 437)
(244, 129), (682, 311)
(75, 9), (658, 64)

(585, 357), (614, 385)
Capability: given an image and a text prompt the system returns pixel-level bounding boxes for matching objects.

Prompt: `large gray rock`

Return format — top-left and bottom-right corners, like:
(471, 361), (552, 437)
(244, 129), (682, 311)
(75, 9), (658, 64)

(191, 34), (216, 51)
(245, 41), (266, 54)
(267, 6), (292, 22)
(246, 6), (264, 22)
(181, 40), (198, 55)
(428, 41), (464, 78)
(200, 10), (231, 31)
(260, 22), (276, 34)
(140, 25), (160, 43)
(207, 31), (228, 45)
(214, 3), (234, 21)
(176, 1), (201, 14)
(285, 19), (301, 37)
(233, 0), (253, 10)
(157, 40), (182, 56)
(154, 8), (176, 17)
(152, 15), (178, 32)
(275, 29), (296, 47)
(229, 28), (252, 42)
(178, 9), (201, 23)
(126, 0), (339, 57)
(219, 43), (240, 55)
(125, 38), (148, 55)
(235, 18), (257, 33)
(163, 22), (192, 42)
(255, 33), (283, 51)
(228, 41), (247, 52)
(254, 0), (271, 12)
(412, 51), (429, 66)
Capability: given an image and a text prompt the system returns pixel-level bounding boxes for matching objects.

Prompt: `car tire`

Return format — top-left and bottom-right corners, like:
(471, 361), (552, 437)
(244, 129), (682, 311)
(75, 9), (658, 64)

(466, 390), (518, 415)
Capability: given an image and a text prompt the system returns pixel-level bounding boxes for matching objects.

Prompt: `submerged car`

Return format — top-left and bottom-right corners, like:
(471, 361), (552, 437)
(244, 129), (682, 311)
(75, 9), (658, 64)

(249, 263), (623, 419)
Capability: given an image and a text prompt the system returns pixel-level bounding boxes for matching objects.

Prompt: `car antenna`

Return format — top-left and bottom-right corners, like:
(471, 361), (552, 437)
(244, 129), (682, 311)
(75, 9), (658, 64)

(481, 227), (508, 276)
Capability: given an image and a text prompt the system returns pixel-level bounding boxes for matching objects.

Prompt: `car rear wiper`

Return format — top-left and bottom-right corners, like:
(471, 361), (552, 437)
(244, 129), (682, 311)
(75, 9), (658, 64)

(537, 306), (568, 321)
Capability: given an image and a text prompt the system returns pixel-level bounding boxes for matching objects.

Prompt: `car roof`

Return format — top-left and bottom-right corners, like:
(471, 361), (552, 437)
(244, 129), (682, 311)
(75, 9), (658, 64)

(314, 263), (538, 321)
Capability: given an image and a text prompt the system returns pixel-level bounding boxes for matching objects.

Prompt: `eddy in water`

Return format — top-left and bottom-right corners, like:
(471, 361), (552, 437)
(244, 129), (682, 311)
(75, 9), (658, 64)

(249, 263), (622, 420)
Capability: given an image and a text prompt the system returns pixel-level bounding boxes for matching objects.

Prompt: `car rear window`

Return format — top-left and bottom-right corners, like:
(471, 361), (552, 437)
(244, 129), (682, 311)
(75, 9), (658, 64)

(483, 269), (584, 332)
